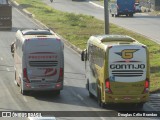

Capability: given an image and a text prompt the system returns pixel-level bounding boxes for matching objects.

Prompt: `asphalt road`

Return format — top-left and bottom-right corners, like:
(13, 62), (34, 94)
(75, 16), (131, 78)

(0, 1), (160, 120)
(42, 0), (160, 43)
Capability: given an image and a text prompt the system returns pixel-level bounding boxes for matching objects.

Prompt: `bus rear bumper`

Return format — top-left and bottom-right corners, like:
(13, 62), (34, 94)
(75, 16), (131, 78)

(104, 94), (149, 104)
(22, 82), (63, 91)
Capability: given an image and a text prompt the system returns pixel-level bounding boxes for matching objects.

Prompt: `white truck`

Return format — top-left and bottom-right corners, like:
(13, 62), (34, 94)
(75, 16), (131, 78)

(0, 0), (12, 29)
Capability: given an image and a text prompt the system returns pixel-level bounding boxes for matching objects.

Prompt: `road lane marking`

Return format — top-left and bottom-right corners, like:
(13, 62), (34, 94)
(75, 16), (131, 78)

(64, 72), (107, 120)
(0, 78), (21, 110)
(100, 117), (107, 120)
(0, 57), (3, 61)
(15, 7), (47, 29)
(6, 68), (10, 72)
(77, 94), (84, 101)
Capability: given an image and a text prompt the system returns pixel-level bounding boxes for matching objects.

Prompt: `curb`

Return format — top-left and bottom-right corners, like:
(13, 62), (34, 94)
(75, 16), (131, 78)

(10, 0), (33, 18)
(9, 0), (82, 54)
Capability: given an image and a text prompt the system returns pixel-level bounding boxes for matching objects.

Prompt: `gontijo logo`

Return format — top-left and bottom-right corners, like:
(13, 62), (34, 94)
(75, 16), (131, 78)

(115, 49), (139, 59)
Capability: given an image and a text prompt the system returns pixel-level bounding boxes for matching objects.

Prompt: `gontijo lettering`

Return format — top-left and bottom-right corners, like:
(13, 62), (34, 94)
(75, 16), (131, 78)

(110, 64), (145, 69)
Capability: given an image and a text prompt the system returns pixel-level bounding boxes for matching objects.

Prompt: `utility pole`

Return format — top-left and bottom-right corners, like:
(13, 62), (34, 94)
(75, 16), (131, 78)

(104, 0), (109, 34)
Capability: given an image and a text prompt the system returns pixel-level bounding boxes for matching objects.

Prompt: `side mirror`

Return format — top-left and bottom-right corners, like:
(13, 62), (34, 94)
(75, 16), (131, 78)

(81, 49), (87, 61)
(11, 42), (15, 53)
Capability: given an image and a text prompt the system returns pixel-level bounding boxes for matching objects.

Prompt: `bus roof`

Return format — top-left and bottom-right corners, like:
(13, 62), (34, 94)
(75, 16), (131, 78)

(91, 35), (136, 43)
(16, 29), (59, 42)
(21, 29), (54, 35)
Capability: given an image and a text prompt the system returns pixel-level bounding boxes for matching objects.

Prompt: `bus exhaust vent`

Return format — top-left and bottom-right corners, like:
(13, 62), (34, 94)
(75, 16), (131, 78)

(29, 61), (58, 67)
(111, 70), (143, 77)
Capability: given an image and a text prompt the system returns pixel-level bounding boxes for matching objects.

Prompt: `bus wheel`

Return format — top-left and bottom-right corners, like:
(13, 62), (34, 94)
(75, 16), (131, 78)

(21, 89), (27, 95)
(129, 13), (133, 17)
(14, 71), (19, 86)
(86, 79), (89, 90)
(87, 80), (94, 98)
(97, 87), (105, 108)
(20, 85), (27, 95)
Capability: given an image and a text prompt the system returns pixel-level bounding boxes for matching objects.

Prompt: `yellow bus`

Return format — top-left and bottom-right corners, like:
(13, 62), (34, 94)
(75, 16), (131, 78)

(81, 35), (150, 108)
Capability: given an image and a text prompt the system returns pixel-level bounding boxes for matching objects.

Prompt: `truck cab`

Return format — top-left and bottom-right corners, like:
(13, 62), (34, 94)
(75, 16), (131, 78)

(0, 0), (12, 30)
(110, 0), (135, 17)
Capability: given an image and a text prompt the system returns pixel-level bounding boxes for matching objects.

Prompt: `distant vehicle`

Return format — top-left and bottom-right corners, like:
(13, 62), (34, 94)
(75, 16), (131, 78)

(135, 2), (141, 13)
(81, 35), (150, 108)
(50, 0), (53, 3)
(11, 29), (64, 95)
(110, 3), (117, 17)
(110, 0), (135, 17)
(0, 0), (12, 29)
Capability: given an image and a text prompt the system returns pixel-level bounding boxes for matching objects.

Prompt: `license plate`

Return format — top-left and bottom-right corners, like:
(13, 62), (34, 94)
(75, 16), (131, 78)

(39, 84), (50, 87)
(123, 97), (131, 100)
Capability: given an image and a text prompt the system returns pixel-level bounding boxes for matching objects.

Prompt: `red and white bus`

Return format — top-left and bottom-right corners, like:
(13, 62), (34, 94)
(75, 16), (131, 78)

(12, 29), (64, 95)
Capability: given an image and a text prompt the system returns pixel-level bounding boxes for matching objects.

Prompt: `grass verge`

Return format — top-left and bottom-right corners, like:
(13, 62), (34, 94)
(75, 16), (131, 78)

(15, 0), (160, 92)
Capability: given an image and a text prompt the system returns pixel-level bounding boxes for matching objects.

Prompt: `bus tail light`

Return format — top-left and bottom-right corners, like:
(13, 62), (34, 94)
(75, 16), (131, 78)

(145, 79), (149, 88)
(57, 68), (63, 82)
(142, 78), (149, 93)
(105, 79), (112, 94)
(23, 68), (30, 83)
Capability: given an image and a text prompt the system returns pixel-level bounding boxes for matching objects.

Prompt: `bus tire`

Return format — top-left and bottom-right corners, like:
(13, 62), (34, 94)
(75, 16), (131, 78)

(86, 79), (89, 90)
(20, 89), (27, 95)
(87, 79), (94, 98)
(128, 13), (133, 17)
(97, 87), (105, 108)
(20, 85), (28, 95)
(14, 71), (19, 86)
